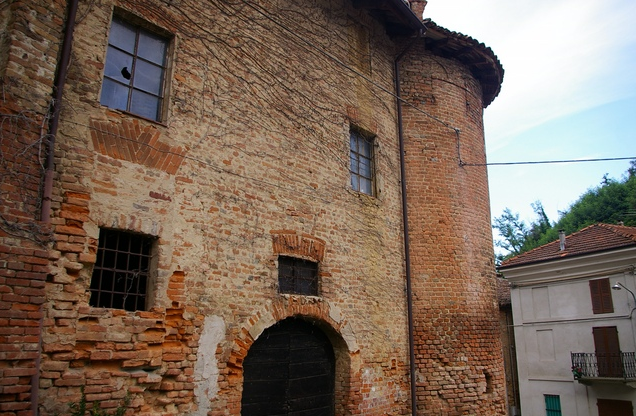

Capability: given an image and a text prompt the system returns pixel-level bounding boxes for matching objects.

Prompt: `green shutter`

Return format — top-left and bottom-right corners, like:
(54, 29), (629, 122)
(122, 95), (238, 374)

(545, 394), (562, 416)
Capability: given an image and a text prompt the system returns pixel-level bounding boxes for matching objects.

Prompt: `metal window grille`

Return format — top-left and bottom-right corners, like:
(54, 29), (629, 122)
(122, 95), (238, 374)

(350, 129), (374, 195)
(90, 228), (154, 311)
(100, 17), (168, 121)
(278, 256), (318, 296)
(544, 394), (562, 416)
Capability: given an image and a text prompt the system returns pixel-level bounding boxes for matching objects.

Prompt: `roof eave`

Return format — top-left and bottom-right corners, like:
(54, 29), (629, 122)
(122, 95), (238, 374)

(352, 0), (427, 37)
(423, 19), (504, 107)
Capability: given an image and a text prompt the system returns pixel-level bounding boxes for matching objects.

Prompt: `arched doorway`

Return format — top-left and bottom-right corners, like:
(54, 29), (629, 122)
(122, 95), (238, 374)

(241, 317), (335, 415)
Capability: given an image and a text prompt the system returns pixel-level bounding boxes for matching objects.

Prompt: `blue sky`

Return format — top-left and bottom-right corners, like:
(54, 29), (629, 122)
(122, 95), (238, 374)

(423, 0), (636, 234)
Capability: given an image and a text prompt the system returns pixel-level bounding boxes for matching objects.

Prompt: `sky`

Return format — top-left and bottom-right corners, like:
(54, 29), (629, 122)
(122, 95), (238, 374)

(423, 0), (636, 241)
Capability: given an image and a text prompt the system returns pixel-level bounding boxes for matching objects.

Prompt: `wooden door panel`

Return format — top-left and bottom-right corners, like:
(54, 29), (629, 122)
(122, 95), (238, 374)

(597, 398), (634, 416)
(241, 318), (335, 416)
(593, 326), (622, 377)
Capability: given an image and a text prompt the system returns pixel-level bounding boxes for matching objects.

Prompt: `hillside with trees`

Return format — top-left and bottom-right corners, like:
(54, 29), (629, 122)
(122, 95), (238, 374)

(493, 161), (636, 263)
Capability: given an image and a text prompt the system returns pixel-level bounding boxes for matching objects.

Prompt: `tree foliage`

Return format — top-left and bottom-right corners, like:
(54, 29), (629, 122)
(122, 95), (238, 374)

(493, 161), (636, 263)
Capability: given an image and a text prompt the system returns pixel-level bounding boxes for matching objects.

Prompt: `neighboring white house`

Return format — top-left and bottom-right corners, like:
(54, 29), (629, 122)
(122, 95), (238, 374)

(499, 224), (636, 416)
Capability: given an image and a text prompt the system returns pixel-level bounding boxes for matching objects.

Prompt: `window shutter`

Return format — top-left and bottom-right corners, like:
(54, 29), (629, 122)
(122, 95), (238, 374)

(589, 278), (614, 314)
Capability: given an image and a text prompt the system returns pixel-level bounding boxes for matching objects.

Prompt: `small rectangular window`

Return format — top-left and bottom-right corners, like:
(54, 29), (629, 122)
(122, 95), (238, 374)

(278, 256), (318, 296)
(101, 16), (169, 121)
(544, 394), (562, 416)
(350, 129), (375, 196)
(590, 278), (614, 314)
(90, 228), (155, 311)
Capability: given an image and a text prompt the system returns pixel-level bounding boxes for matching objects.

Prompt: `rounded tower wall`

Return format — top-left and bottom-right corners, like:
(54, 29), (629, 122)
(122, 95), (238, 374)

(401, 44), (506, 415)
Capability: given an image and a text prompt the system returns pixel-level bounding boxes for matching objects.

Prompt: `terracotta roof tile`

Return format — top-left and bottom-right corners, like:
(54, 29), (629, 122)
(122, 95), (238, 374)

(423, 19), (504, 106)
(498, 223), (636, 269)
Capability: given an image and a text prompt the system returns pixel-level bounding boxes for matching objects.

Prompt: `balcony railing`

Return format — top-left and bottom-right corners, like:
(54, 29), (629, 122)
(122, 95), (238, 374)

(571, 352), (636, 380)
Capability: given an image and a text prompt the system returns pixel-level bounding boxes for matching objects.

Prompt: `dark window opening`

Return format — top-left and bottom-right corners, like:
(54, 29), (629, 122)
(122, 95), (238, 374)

(90, 228), (155, 311)
(349, 129), (375, 195)
(101, 16), (169, 121)
(278, 256), (318, 296)
(590, 278), (614, 314)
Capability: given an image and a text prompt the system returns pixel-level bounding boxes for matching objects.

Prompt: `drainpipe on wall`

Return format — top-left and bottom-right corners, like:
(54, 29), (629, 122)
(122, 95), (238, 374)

(34, 1), (79, 415)
(41, 0), (79, 223)
(394, 27), (425, 416)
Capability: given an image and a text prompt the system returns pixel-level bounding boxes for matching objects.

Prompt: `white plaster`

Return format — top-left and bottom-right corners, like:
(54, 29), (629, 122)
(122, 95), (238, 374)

(328, 302), (342, 323)
(191, 315), (225, 416)
(340, 321), (359, 353)
(248, 311), (276, 340)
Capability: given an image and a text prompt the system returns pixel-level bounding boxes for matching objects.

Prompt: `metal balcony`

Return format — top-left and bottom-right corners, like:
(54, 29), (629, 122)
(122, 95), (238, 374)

(571, 352), (636, 386)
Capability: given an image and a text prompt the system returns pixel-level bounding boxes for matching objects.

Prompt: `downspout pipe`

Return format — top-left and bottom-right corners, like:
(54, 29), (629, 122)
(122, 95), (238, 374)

(34, 1), (79, 415)
(395, 28), (425, 416)
(41, 0), (79, 223)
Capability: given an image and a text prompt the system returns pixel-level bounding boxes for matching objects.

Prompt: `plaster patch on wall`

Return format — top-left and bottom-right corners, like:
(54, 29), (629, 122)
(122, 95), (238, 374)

(340, 321), (359, 353)
(328, 302), (342, 323)
(248, 311), (276, 340)
(191, 315), (225, 416)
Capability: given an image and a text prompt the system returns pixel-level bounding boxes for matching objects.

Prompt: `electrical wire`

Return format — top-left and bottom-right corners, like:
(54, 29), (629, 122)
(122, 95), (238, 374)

(463, 156), (636, 167)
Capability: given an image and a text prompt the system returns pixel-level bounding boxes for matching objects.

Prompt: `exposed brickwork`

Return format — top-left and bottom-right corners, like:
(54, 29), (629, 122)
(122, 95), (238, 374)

(1, 0), (506, 415)
(270, 231), (326, 262)
(89, 118), (186, 175)
(0, 1), (65, 414)
(400, 43), (506, 414)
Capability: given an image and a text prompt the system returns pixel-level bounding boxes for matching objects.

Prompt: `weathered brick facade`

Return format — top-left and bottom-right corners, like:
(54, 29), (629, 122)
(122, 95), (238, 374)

(0, 0), (506, 415)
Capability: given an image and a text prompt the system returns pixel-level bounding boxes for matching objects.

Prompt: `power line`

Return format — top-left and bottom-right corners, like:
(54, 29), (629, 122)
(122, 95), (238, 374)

(463, 156), (636, 167)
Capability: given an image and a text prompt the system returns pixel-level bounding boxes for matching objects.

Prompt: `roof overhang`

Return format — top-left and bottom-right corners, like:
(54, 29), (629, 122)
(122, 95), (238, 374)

(352, 0), (426, 37)
(350, 2), (504, 107)
(500, 246), (636, 287)
(423, 19), (504, 107)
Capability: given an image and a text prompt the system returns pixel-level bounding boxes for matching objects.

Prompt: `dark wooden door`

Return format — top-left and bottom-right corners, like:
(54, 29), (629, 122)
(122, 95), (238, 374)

(597, 399), (634, 416)
(241, 318), (335, 415)
(593, 326), (622, 377)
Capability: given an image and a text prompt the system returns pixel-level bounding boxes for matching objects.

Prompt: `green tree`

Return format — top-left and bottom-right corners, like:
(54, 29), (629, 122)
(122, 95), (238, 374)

(492, 201), (552, 263)
(493, 162), (636, 261)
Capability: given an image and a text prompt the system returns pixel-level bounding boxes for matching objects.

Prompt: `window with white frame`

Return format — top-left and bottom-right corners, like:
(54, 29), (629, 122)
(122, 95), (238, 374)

(101, 15), (169, 121)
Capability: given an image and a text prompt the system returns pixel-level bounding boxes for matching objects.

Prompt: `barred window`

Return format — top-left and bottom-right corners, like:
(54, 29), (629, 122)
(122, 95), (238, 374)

(101, 16), (169, 121)
(278, 256), (318, 296)
(350, 129), (375, 196)
(89, 228), (155, 311)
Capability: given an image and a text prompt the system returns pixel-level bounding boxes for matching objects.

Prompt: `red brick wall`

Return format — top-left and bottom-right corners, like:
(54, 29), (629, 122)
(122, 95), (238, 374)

(0, 1), (65, 414)
(400, 44), (506, 415)
(1, 1), (506, 415)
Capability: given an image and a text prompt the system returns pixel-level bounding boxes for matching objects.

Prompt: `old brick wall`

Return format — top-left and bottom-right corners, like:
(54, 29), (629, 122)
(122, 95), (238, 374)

(37, 0), (413, 415)
(1, 0), (507, 415)
(0, 1), (65, 415)
(400, 43), (507, 415)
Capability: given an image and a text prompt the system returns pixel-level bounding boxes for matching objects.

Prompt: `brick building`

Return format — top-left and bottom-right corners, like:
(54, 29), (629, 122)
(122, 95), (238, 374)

(0, 0), (505, 415)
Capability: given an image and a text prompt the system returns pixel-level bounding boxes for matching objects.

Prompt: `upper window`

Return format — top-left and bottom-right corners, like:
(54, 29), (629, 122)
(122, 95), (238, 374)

(349, 129), (375, 196)
(101, 16), (169, 121)
(589, 278), (614, 314)
(278, 256), (318, 296)
(89, 228), (155, 311)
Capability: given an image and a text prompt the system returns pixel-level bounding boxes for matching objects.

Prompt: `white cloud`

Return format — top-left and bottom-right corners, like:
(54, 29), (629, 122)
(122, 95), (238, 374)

(426, 0), (636, 148)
